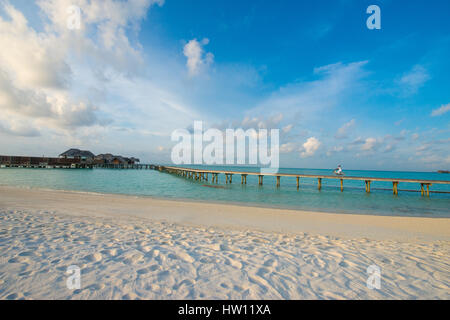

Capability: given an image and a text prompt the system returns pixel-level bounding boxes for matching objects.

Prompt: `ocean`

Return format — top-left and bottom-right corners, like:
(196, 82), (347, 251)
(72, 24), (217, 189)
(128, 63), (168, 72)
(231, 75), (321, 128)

(1, 166), (449, 217)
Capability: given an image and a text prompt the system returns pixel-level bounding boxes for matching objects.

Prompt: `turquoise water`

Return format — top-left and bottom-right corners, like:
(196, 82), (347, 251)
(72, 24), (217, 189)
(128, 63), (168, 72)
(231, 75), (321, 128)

(0, 166), (449, 217)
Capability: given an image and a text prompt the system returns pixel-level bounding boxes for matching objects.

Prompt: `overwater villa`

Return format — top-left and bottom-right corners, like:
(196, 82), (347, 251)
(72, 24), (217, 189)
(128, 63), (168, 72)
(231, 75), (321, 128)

(0, 148), (140, 169)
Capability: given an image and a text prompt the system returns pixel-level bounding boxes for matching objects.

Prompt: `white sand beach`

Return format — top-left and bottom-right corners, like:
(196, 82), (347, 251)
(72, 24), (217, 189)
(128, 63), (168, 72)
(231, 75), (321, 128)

(0, 186), (449, 299)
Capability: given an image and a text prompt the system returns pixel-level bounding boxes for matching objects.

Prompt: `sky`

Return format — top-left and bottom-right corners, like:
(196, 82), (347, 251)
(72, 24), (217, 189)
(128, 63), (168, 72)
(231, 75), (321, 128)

(0, 0), (449, 171)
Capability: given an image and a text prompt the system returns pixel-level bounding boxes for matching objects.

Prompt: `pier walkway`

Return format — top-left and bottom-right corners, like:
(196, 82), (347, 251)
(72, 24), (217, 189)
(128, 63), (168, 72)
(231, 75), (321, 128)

(158, 166), (450, 197)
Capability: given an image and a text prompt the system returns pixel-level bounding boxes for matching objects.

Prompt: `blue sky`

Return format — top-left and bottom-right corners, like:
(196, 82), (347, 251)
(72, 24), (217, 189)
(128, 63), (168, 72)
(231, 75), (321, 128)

(0, 0), (449, 170)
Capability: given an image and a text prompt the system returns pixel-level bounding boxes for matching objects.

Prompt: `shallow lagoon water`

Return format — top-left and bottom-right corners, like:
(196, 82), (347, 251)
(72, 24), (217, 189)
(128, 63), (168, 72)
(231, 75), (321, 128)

(1, 166), (449, 217)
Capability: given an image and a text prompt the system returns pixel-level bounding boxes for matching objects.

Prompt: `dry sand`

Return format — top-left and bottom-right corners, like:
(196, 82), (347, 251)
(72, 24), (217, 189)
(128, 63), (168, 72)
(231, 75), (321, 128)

(0, 186), (449, 299)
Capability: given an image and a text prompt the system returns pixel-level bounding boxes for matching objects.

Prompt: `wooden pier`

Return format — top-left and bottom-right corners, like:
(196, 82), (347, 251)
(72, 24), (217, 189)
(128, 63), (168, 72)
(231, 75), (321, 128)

(0, 162), (156, 170)
(158, 166), (450, 197)
(95, 164), (156, 170)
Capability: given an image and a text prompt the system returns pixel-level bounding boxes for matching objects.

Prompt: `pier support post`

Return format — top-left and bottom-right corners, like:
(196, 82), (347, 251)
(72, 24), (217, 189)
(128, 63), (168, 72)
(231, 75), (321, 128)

(426, 184), (431, 197)
(296, 177), (300, 190)
(276, 176), (280, 188)
(365, 180), (371, 193)
(259, 175), (263, 186)
(420, 183), (424, 196)
(340, 179), (343, 192)
(318, 178), (322, 191)
(229, 174), (232, 183)
(241, 174), (247, 184)
(225, 174), (229, 184)
(393, 182), (398, 195)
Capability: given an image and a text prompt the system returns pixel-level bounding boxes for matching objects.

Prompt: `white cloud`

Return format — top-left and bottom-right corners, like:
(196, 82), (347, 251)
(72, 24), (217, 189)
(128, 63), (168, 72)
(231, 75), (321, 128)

(242, 113), (283, 129)
(250, 61), (368, 119)
(344, 134), (404, 155)
(398, 65), (430, 95)
(383, 144), (395, 153)
(431, 103), (450, 117)
(36, 0), (164, 76)
(361, 137), (378, 151)
(358, 136), (397, 153)
(0, 119), (41, 137)
(282, 124), (293, 134)
(335, 119), (355, 139)
(215, 114), (284, 131)
(420, 154), (448, 164)
(183, 38), (214, 76)
(280, 142), (295, 153)
(0, 0), (163, 138)
(415, 138), (450, 156)
(301, 137), (321, 157)
(0, 5), (98, 132)
(0, 6), (70, 89)
(326, 145), (344, 156)
(416, 144), (429, 153)
(349, 137), (365, 146)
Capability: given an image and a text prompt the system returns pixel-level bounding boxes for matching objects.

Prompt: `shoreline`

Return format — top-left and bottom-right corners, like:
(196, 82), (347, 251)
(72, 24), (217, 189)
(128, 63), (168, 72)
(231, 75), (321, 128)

(0, 185), (449, 299)
(1, 185), (449, 242)
(1, 183), (450, 219)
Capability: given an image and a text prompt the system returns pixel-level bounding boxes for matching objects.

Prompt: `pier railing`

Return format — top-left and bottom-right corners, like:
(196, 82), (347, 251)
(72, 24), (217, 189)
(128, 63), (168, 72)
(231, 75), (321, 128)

(158, 166), (450, 197)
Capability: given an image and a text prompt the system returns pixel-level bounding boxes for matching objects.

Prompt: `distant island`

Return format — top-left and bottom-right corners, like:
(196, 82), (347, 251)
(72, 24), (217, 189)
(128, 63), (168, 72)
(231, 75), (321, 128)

(438, 170), (450, 174)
